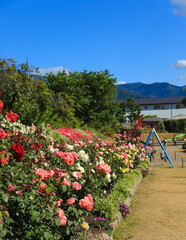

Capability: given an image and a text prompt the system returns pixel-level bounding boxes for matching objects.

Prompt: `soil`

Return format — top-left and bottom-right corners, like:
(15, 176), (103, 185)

(113, 140), (186, 240)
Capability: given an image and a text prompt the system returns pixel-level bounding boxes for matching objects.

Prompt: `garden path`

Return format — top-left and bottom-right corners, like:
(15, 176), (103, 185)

(113, 141), (186, 240)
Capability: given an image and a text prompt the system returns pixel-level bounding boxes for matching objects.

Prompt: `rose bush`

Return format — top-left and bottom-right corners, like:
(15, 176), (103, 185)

(0, 99), (149, 239)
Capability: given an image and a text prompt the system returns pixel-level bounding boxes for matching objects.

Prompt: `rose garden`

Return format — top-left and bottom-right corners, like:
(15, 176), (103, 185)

(0, 98), (149, 239)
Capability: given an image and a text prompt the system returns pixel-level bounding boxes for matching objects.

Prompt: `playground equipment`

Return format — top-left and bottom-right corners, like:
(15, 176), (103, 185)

(145, 128), (174, 168)
(168, 133), (186, 141)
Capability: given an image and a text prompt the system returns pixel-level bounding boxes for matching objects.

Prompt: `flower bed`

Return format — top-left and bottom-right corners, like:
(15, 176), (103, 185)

(0, 99), (149, 239)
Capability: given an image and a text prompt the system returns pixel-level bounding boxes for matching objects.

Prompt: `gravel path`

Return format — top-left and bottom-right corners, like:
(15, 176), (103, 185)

(114, 142), (186, 240)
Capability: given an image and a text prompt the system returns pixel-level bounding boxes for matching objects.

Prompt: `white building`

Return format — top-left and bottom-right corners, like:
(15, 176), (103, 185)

(135, 96), (186, 119)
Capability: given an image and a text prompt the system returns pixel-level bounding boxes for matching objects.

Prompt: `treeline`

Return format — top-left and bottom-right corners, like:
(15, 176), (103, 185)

(0, 58), (141, 131)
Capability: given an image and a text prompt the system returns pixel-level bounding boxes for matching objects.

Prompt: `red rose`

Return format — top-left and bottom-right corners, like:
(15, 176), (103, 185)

(37, 143), (42, 150)
(5, 110), (18, 123)
(12, 144), (25, 161)
(0, 128), (6, 139)
(6, 185), (16, 193)
(0, 150), (9, 165)
(0, 100), (3, 111)
(37, 183), (47, 193)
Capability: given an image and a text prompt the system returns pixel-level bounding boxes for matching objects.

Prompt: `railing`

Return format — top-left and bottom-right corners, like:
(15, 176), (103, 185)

(182, 155), (186, 167)
(174, 149), (186, 160)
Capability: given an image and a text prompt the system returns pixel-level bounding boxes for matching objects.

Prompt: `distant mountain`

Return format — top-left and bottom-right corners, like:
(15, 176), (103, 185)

(115, 82), (186, 101)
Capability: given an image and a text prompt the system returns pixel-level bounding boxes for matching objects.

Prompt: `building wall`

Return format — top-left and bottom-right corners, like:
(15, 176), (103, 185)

(141, 108), (186, 119)
(140, 103), (184, 111)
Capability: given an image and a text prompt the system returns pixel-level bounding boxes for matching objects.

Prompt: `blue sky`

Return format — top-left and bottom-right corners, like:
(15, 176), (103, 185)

(1, 0), (186, 86)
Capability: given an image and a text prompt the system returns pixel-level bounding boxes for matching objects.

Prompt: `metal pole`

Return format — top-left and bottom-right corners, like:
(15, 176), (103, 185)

(153, 129), (174, 168)
(145, 129), (154, 147)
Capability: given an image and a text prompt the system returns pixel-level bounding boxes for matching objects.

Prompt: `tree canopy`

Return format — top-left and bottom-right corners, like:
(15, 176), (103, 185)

(0, 58), (142, 131)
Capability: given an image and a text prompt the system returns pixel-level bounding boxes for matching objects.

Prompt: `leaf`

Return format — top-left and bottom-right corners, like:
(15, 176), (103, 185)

(44, 232), (50, 240)
(29, 209), (38, 217)
(46, 187), (55, 193)
(1, 144), (8, 150)
(54, 218), (61, 226)
(4, 217), (15, 223)
(11, 167), (18, 177)
(2, 194), (9, 203)
(4, 211), (9, 217)
(62, 185), (67, 192)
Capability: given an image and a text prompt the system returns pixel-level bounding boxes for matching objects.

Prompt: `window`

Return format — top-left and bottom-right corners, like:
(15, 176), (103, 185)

(154, 105), (161, 110)
(144, 106), (148, 109)
(176, 104), (180, 109)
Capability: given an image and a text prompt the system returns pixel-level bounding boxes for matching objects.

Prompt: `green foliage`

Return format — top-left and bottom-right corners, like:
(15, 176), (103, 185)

(114, 101), (126, 124)
(92, 217), (113, 236)
(46, 70), (118, 130)
(164, 119), (186, 132)
(0, 58), (77, 127)
(125, 97), (141, 126)
(94, 161), (149, 220)
(159, 121), (166, 133)
(142, 114), (157, 119)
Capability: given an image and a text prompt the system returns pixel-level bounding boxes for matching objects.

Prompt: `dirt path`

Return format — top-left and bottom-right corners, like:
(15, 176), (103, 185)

(113, 142), (186, 240)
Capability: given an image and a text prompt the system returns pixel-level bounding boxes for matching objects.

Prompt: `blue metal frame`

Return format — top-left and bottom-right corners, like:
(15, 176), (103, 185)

(145, 128), (174, 168)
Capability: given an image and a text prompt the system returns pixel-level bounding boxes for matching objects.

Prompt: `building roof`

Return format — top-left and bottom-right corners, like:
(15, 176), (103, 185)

(134, 96), (185, 105)
(143, 118), (162, 122)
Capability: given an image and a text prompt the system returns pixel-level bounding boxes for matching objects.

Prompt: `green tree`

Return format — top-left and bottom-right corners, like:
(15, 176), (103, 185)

(114, 101), (126, 124)
(0, 58), (55, 125)
(125, 97), (141, 126)
(46, 70), (118, 130)
(0, 58), (37, 110)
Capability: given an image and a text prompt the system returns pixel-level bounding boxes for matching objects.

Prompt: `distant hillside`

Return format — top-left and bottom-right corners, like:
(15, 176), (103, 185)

(116, 82), (186, 100)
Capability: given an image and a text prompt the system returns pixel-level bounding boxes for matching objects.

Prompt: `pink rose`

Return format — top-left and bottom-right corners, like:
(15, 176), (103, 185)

(61, 178), (71, 187)
(57, 208), (67, 226)
(56, 151), (64, 158)
(56, 199), (63, 207)
(67, 197), (75, 205)
(79, 194), (93, 211)
(30, 125), (37, 131)
(72, 182), (81, 191)
(97, 163), (111, 174)
(72, 172), (82, 179)
(16, 190), (23, 196)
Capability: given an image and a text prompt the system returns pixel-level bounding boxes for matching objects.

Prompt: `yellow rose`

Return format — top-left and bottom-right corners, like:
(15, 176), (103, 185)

(81, 221), (89, 231)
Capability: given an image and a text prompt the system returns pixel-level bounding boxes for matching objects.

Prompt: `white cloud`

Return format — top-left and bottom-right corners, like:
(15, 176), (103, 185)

(39, 66), (70, 75)
(169, 60), (186, 69)
(180, 74), (186, 81)
(171, 0), (186, 16)
(116, 81), (126, 85)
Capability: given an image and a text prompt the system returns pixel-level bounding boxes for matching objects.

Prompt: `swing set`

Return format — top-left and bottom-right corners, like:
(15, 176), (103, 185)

(145, 128), (174, 168)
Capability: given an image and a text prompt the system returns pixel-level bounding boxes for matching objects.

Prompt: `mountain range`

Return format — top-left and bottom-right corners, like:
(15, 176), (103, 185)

(115, 82), (186, 100)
